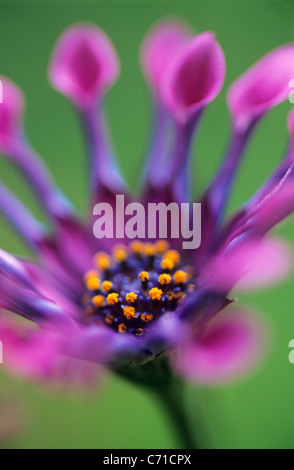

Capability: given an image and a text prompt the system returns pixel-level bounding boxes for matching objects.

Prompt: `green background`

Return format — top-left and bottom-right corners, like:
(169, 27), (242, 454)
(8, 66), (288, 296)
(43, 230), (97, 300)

(0, 0), (293, 449)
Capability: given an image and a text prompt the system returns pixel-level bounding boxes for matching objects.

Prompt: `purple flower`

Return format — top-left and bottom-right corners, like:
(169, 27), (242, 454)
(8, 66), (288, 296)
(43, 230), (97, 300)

(0, 19), (293, 391)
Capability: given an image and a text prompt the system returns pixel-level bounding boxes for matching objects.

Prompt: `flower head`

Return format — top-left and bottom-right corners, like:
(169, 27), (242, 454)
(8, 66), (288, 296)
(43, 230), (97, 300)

(0, 19), (293, 389)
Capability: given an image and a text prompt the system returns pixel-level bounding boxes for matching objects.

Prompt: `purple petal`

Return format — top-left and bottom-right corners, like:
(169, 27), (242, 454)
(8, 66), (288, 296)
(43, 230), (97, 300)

(227, 44), (294, 131)
(162, 32), (225, 124)
(0, 76), (24, 152)
(140, 18), (192, 97)
(201, 236), (293, 293)
(172, 309), (267, 384)
(49, 23), (120, 110)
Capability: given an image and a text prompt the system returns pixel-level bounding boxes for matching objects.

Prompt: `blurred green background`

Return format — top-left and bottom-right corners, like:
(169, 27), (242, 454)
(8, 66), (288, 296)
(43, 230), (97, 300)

(0, 0), (293, 449)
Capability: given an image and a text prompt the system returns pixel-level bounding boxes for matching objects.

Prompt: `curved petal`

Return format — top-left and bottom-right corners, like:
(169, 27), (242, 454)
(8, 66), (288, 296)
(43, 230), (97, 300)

(49, 23), (120, 109)
(201, 236), (293, 293)
(287, 107), (294, 161)
(0, 76), (24, 152)
(162, 32), (225, 123)
(0, 317), (97, 385)
(227, 44), (294, 131)
(140, 18), (192, 97)
(172, 309), (267, 384)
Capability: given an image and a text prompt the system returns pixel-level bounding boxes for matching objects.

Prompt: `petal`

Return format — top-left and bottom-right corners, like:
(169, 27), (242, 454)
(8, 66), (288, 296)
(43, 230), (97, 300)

(0, 317), (97, 385)
(287, 107), (294, 161)
(227, 44), (294, 131)
(0, 76), (24, 150)
(172, 309), (267, 384)
(201, 236), (293, 293)
(140, 18), (192, 96)
(49, 23), (120, 109)
(162, 32), (225, 123)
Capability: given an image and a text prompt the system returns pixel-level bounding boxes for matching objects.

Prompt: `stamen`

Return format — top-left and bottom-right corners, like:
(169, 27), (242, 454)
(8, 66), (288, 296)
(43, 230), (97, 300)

(139, 271), (149, 290)
(149, 287), (163, 301)
(94, 252), (111, 271)
(113, 244), (128, 262)
(126, 292), (137, 303)
(135, 328), (143, 336)
(164, 249), (180, 265)
(155, 240), (170, 254)
(105, 314), (114, 325)
(144, 243), (156, 257)
(107, 292), (119, 305)
(160, 258), (175, 271)
(118, 323), (127, 333)
(85, 275), (100, 291)
(123, 306), (136, 320)
(158, 273), (171, 285)
(140, 313), (153, 323)
(173, 270), (188, 284)
(129, 240), (144, 255)
(101, 280), (113, 292)
(92, 295), (105, 308)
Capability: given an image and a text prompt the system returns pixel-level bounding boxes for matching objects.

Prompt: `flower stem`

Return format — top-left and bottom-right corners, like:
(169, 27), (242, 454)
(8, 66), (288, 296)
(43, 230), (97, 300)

(151, 379), (196, 449)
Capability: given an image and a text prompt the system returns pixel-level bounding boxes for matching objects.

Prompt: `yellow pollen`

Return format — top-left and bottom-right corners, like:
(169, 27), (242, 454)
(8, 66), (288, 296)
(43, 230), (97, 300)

(118, 323), (127, 333)
(155, 240), (170, 254)
(158, 273), (172, 285)
(85, 275), (100, 291)
(136, 328), (144, 336)
(129, 240), (144, 254)
(92, 295), (105, 308)
(139, 271), (149, 282)
(106, 292), (119, 305)
(113, 244), (128, 262)
(165, 250), (180, 265)
(149, 287), (163, 301)
(101, 280), (113, 292)
(160, 258), (175, 271)
(83, 269), (99, 282)
(123, 306), (136, 320)
(140, 313), (154, 323)
(173, 270), (188, 284)
(144, 243), (156, 257)
(94, 252), (111, 271)
(126, 292), (137, 303)
(105, 314), (114, 325)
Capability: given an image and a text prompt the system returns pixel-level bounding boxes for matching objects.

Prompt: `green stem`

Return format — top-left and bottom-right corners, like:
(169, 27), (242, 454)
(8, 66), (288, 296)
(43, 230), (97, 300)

(151, 379), (196, 449)
(114, 356), (197, 449)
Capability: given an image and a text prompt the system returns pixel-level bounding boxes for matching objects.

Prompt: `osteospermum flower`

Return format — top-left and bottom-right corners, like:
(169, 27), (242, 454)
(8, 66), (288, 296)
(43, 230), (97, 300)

(0, 19), (294, 447)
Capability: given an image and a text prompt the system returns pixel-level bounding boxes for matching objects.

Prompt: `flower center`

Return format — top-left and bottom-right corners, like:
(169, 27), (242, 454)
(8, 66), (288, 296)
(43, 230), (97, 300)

(82, 241), (195, 337)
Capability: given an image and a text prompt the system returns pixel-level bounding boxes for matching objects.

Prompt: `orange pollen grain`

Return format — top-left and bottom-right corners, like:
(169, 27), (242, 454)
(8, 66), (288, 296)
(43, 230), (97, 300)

(149, 287), (163, 301)
(173, 270), (188, 284)
(85, 276), (100, 291)
(101, 280), (113, 292)
(106, 293), (119, 305)
(126, 292), (137, 303)
(164, 250), (180, 265)
(123, 306), (136, 320)
(155, 240), (170, 254)
(158, 273), (172, 285)
(160, 258), (175, 271)
(92, 295), (105, 308)
(139, 271), (149, 282)
(118, 323), (127, 333)
(140, 313), (154, 323)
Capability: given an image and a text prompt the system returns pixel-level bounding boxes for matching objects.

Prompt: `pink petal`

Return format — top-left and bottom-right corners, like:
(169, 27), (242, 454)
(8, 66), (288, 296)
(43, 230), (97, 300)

(0, 77), (24, 150)
(0, 318), (61, 379)
(172, 309), (267, 384)
(0, 318), (98, 386)
(287, 108), (294, 161)
(227, 44), (294, 131)
(49, 23), (120, 109)
(201, 237), (293, 293)
(140, 18), (192, 96)
(162, 32), (225, 123)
